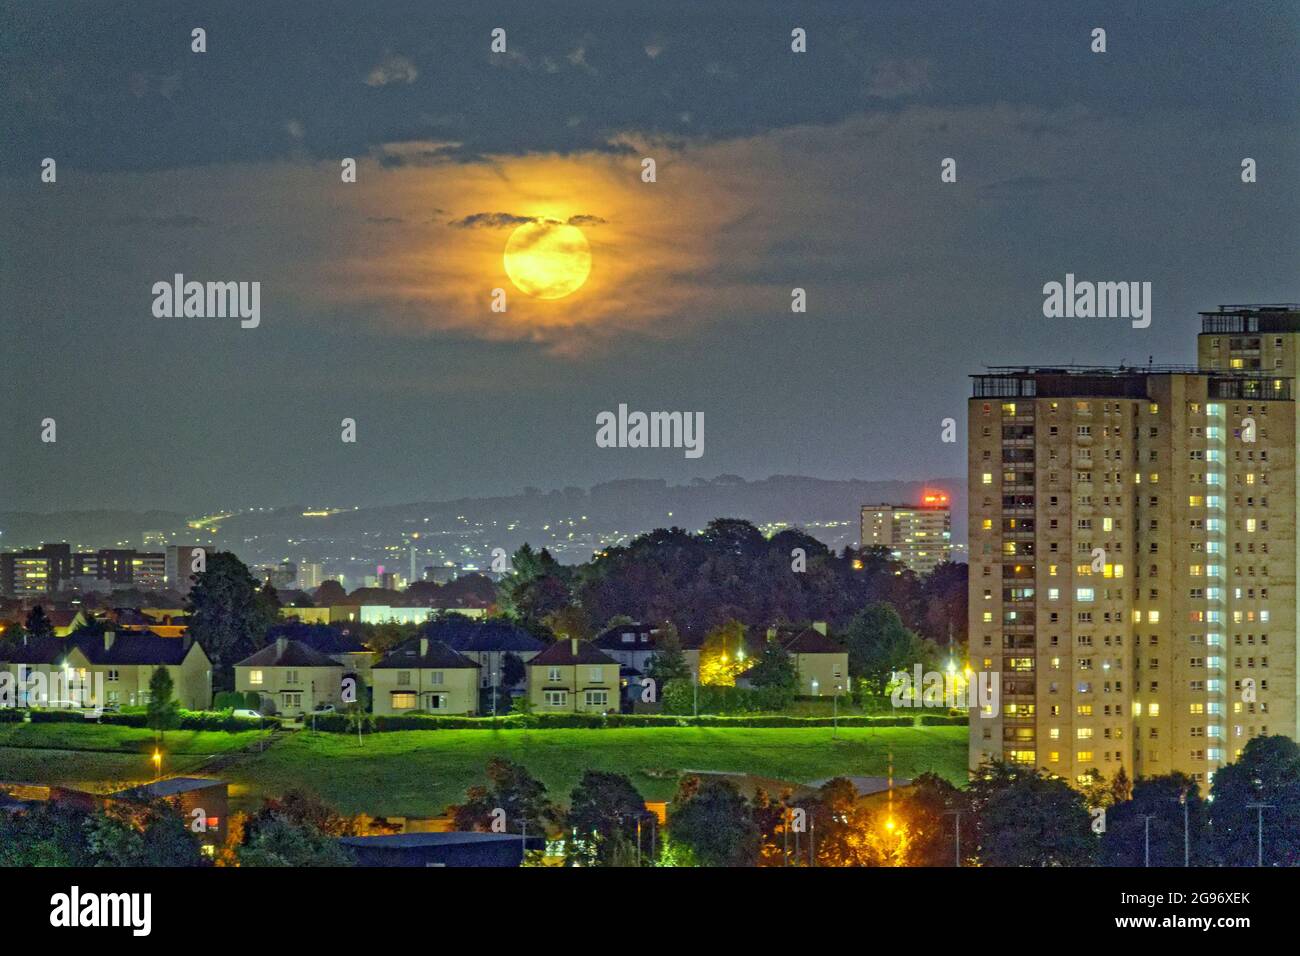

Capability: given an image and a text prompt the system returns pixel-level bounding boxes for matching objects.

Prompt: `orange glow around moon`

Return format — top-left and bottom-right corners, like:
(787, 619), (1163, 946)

(503, 220), (592, 299)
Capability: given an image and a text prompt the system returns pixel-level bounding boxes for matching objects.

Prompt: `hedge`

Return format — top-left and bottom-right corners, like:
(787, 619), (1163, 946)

(0, 708), (26, 722)
(29, 708), (279, 732)
(306, 712), (926, 733)
(918, 713), (969, 726)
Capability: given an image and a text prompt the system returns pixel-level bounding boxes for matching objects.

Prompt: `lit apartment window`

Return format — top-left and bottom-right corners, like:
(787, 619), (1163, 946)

(391, 692), (417, 710)
(249, 670), (264, 686)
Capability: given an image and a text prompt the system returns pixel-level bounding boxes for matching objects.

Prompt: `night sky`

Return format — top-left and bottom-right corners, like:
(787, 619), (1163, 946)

(3, 0), (1296, 513)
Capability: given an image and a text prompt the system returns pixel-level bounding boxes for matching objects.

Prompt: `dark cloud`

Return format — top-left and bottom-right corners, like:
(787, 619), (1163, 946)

(447, 212), (536, 229)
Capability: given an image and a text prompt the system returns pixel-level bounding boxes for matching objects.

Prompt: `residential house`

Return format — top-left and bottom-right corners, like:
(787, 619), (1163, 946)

(526, 639), (619, 714)
(592, 621), (700, 707)
(371, 637), (479, 716)
(0, 631), (212, 710)
(434, 618), (545, 692)
(736, 623), (850, 697)
(234, 638), (345, 717)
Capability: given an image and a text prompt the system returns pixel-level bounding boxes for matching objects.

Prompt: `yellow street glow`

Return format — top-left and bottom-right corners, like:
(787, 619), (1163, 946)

(503, 220), (591, 299)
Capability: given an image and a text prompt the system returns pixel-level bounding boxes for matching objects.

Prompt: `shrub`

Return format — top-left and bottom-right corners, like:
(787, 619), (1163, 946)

(213, 691), (245, 711)
(28, 709), (86, 723)
(918, 713), (969, 726)
(0, 708), (24, 723)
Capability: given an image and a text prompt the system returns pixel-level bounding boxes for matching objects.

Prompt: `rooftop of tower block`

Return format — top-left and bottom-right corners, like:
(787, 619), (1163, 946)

(971, 366), (1293, 401)
(1200, 304), (1300, 335)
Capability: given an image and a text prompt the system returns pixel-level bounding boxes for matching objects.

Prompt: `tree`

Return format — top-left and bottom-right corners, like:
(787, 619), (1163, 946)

(451, 758), (556, 837)
(85, 800), (207, 867)
(646, 623), (690, 684)
(238, 814), (352, 867)
(842, 603), (936, 695)
(971, 763), (1095, 866)
(1099, 772), (1206, 867)
(313, 580), (347, 605)
(742, 642), (796, 693)
(187, 551), (279, 685)
(500, 651), (526, 688)
(667, 776), (758, 867)
(544, 604), (592, 642)
(146, 667), (180, 739)
(698, 619), (750, 686)
(246, 789), (360, 840)
(24, 605), (53, 641)
(564, 771), (647, 867)
(1206, 735), (1300, 866)
(901, 772), (974, 867)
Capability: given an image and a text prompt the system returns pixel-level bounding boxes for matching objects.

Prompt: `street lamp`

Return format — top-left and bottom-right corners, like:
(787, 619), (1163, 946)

(151, 748), (162, 782)
(942, 809), (964, 867)
(1245, 803), (1273, 867)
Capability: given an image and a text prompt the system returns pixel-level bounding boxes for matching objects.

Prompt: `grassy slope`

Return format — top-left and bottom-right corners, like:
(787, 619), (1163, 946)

(0, 723), (968, 816)
(223, 726), (968, 817)
(0, 724), (269, 792)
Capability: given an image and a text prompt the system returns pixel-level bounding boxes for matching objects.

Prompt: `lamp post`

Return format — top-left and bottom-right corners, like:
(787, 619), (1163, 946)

(1245, 803), (1273, 867)
(942, 809), (964, 867)
(151, 748), (162, 782)
(1179, 788), (1190, 867)
(832, 683), (841, 740)
(1141, 813), (1156, 867)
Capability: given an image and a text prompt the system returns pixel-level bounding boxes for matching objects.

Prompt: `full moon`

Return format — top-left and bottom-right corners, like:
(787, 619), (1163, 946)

(503, 220), (592, 299)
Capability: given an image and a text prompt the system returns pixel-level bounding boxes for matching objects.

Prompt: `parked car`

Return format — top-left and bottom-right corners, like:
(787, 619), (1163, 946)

(232, 708), (263, 720)
(312, 703), (336, 714)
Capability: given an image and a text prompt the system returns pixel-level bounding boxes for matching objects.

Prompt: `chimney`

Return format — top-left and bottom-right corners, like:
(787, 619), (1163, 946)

(570, 637), (579, 656)
(812, 621), (827, 636)
(103, 631), (115, 652)
(276, 636), (288, 657)
(419, 637), (429, 656)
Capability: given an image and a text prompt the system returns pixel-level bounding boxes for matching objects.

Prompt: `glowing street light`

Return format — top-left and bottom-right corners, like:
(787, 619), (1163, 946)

(151, 749), (162, 781)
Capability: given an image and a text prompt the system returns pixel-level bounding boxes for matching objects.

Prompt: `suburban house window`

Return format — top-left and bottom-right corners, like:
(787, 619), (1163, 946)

(833, 665), (842, 678)
(285, 670), (299, 685)
(584, 690), (608, 708)
(391, 692), (417, 710)
(249, 669), (264, 686)
(427, 693), (446, 710)
(283, 692), (302, 708)
(429, 671), (444, 685)
(397, 671), (411, 686)
(589, 667), (603, 681)
(106, 669), (119, 682)
(544, 690), (568, 707)
(548, 667), (561, 681)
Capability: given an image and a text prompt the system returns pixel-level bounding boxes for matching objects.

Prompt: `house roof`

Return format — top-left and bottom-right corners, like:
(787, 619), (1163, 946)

(235, 639), (341, 669)
(373, 638), (479, 670)
(780, 628), (844, 655)
(0, 632), (199, 666)
(528, 640), (617, 667)
(592, 621), (660, 650)
(113, 776), (226, 800)
(426, 618), (544, 653)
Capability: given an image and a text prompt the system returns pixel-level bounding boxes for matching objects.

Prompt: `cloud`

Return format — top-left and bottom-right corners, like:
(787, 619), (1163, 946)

(867, 58), (932, 99)
(365, 54), (418, 87)
(448, 212), (536, 229)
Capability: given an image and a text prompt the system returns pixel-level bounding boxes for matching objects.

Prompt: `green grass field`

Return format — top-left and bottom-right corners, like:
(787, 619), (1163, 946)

(0, 723), (967, 817)
(222, 726), (968, 817)
(0, 724), (270, 793)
